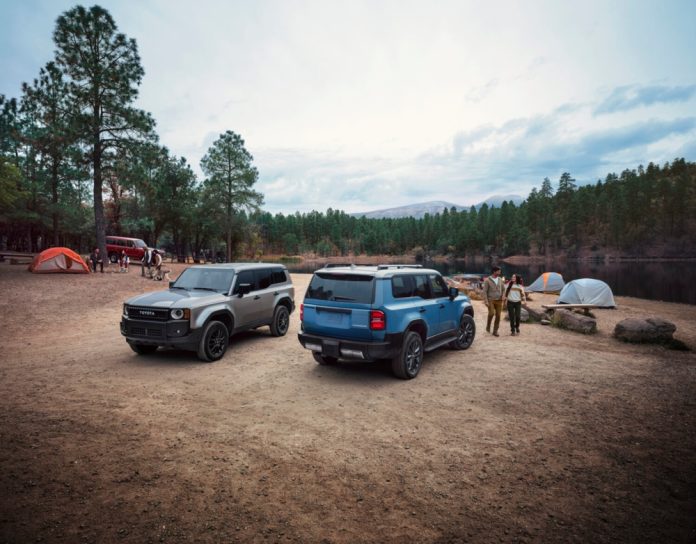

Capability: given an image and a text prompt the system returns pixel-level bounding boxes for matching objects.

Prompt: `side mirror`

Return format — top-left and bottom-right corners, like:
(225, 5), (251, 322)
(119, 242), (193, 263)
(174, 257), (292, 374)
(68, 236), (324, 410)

(169, 281), (175, 288)
(449, 287), (459, 301)
(237, 283), (252, 297)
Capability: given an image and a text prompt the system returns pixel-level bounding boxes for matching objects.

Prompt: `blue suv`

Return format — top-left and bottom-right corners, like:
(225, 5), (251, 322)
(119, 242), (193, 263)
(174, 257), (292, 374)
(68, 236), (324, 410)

(298, 265), (475, 379)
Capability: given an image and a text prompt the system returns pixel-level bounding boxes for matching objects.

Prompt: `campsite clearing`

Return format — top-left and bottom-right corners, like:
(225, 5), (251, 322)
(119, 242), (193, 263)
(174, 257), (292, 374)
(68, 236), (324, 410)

(0, 262), (695, 543)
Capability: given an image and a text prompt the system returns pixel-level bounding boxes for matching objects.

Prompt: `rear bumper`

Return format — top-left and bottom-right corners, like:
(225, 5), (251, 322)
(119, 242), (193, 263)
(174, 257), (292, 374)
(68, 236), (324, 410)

(298, 332), (402, 361)
(121, 317), (203, 351)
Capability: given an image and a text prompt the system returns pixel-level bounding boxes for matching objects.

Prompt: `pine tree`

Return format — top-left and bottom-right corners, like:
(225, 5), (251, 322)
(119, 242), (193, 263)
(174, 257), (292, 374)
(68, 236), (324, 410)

(53, 5), (154, 259)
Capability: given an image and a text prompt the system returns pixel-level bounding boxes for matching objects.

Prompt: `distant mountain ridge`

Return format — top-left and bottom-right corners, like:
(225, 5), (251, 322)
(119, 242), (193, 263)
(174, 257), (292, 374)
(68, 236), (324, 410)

(352, 195), (523, 219)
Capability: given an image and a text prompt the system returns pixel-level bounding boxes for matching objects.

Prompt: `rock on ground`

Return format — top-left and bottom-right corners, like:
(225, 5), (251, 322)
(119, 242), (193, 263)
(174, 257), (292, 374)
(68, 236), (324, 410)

(614, 317), (676, 343)
(552, 309), (597, 334)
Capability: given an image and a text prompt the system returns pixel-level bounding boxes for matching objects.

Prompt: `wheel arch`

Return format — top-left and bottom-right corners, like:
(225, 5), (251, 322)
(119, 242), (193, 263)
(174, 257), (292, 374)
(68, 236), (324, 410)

(405, 319), (428, 343)
(276, 296), (293, 313)
(206, 310), (234, 336)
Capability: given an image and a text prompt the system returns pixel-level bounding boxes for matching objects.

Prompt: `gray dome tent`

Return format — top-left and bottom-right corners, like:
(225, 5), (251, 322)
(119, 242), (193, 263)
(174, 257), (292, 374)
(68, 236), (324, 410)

(557, 278), (616, 308)
(527, 272), (565, 293)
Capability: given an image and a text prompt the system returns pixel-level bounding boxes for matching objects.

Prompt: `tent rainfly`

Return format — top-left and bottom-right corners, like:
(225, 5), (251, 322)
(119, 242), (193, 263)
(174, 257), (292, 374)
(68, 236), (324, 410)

(28, 247), (90, 274)
(557, 278), (616, 308)
(527, 272), (565, 293)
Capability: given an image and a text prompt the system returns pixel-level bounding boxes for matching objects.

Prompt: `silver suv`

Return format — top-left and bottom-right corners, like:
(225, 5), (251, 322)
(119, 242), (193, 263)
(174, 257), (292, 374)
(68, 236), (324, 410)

(120, 263), (295, 361)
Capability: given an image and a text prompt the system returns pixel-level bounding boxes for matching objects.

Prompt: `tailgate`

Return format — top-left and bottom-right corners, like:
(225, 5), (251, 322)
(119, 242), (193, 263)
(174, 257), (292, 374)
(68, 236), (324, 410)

(302, 301), (373, 341)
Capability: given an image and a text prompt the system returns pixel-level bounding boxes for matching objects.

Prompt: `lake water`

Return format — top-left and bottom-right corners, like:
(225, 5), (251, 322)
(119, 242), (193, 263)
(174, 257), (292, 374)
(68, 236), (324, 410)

(287, 260), (696, 305)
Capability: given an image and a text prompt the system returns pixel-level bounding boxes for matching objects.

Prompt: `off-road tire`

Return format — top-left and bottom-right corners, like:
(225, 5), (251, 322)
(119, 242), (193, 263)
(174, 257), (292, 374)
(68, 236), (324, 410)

(391, 331), (423, 379)
(129, 342), (158, 355)
(197, 320), (229, 362)
(313, 352), (337, 365)
(449, 314), (476, 350)
(270, 305), (290, 337)
(109, 252), (119, 264)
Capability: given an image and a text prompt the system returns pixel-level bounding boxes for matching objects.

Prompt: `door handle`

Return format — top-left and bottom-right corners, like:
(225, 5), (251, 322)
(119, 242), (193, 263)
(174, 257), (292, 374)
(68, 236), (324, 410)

(419, 308), (426, 313)
(439, 304), (445, 308)
(254, 295), (261, 300)
(273, 291), (279, 295)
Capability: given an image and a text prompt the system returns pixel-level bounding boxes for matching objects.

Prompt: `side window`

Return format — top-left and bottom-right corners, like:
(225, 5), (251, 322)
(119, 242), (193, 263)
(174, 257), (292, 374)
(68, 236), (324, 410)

(414, 275), (430, 299)
(271, 269), (287, 285)
(255, 269), (273, 290)
(429, 274), (448, 298)
(106, 238), (114, 246)
(128, 241), (135, 248)
(234, 270), (256, 294)
(392, 275), (415, 298)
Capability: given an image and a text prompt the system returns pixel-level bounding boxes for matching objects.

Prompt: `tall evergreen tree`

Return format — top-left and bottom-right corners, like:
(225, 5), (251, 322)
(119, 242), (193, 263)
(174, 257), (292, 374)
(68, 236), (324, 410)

(200, 131), (263, 261)
(53, 5), (154, 258)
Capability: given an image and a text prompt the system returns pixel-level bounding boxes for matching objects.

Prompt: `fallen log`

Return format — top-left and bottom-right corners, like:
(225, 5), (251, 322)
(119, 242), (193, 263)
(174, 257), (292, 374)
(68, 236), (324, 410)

(522, 304), (548, 322)
(552, 309), (597, 334)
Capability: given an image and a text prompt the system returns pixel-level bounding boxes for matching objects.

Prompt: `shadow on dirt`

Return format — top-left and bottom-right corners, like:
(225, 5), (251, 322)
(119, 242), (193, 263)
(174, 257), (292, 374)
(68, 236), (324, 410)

(307, 348), (455, 384)
(119, 328), (276, 368)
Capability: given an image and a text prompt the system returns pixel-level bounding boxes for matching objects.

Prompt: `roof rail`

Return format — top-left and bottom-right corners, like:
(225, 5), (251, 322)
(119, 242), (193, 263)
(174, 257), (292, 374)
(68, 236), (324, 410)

(323, 262), (374, 268)
(376, 264), (423, 270)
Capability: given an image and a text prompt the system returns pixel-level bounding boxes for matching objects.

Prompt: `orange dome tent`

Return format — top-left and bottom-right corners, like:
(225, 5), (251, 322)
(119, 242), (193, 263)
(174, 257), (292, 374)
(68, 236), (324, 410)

(28, 247), (90, 274)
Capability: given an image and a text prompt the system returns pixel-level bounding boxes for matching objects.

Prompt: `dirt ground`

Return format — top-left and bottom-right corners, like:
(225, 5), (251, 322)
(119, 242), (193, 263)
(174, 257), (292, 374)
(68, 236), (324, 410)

(0, 261), (695, 544)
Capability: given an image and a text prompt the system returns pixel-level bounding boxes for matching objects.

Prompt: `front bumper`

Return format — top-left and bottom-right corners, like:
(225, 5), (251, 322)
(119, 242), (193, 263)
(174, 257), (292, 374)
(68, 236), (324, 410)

(297, 332), (402, 361)
(121, 317), (203, 351)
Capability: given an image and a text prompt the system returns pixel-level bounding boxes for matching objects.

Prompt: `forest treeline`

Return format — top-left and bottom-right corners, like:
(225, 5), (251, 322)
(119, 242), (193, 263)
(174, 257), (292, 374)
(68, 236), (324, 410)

(252, 161), (696, 259)
(1, 5), (695, 261)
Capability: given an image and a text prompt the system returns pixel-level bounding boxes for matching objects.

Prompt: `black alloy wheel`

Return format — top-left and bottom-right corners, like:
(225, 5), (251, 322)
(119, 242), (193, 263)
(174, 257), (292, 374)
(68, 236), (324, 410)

(451, 314), (476, 350)
(270, 305), (290, 337)
(391, 331), (423, 379)
(197, 320), (229, 362)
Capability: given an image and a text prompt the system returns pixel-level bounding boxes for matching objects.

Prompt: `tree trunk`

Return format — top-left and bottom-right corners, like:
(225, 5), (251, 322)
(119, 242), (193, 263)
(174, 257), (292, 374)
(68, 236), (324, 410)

(93, 138), (107, 263)
(226, 228), (232, 262)
(52, 157), (59, 247)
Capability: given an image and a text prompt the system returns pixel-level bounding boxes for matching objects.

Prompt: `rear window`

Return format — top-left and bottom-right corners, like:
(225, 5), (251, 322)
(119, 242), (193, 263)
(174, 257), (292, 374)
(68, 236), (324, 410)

(306, 273), (374, 303)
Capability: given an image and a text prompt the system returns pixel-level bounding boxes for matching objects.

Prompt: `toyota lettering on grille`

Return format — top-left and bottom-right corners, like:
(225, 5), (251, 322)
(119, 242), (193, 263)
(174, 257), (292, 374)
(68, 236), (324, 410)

(140, 310), (155, 316)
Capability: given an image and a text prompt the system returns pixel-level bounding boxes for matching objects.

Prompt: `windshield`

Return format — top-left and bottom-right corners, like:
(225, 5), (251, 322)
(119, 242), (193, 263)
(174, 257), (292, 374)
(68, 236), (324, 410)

(306, 273), (374, 303)
(173, 268), (235, 293)
(134, 239), (147, 249)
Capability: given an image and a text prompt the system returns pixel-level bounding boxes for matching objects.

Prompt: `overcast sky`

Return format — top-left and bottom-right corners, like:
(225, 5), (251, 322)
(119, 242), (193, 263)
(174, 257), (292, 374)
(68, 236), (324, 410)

(2, 0), (695, 214)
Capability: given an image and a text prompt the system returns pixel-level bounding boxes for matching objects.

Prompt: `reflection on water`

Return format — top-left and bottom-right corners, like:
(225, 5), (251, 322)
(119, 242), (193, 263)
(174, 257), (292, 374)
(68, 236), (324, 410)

(287, 260), (696, 305)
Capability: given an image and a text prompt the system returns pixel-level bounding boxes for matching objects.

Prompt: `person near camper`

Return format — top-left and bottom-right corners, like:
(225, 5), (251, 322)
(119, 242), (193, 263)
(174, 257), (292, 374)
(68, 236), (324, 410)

(482, 266), (504, 336)
(504, 274), (526, 336)
(89, 247), (104, 273)
(152, 249), (163, 280)
(141, 247), (153, 277)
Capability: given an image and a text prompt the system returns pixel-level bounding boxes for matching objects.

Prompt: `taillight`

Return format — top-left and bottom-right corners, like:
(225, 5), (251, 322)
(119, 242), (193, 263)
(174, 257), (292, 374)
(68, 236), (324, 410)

(369, 310), (386, 330)
(300, 303), (304, 321)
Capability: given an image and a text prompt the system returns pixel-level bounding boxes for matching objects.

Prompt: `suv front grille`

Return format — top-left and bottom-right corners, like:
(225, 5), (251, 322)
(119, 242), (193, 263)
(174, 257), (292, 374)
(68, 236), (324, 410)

(129, 325), (163, 337)
(128, 306), (169, 321)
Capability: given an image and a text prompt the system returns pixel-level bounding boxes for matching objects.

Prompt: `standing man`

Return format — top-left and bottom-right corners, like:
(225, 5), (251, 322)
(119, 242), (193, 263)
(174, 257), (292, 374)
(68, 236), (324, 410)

(482, 266), (504, 336)
(141, 247), (152, 277)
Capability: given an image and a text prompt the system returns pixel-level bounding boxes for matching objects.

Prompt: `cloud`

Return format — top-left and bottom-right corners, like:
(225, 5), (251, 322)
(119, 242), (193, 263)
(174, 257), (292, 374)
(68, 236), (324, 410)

(595, 84), (696, 114)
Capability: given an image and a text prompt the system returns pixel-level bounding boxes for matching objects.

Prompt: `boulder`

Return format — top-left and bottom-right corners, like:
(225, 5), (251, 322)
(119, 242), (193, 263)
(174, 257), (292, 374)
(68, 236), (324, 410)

(614, 317), (676, 344)
(552, 309), (597, 334)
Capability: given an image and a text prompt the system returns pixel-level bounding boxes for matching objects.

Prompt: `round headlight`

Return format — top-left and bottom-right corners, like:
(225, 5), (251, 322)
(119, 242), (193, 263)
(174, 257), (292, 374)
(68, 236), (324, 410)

(171, 308), (185, 320)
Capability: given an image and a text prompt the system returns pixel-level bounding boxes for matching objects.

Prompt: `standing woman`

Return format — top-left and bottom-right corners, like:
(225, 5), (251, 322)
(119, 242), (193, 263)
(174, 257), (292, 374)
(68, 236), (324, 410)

(505, 274), (526, 336)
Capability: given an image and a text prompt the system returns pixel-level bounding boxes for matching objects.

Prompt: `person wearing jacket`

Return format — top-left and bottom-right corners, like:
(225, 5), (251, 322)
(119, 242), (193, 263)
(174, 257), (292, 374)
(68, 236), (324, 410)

(504, 274), (526, 336)
(482, 266), (504, 336)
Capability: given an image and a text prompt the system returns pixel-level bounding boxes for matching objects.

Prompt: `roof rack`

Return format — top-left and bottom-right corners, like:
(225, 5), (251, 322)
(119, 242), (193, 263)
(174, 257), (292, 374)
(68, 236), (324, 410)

(376, 264), (423, 270)
(323, 262), (374, 268)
